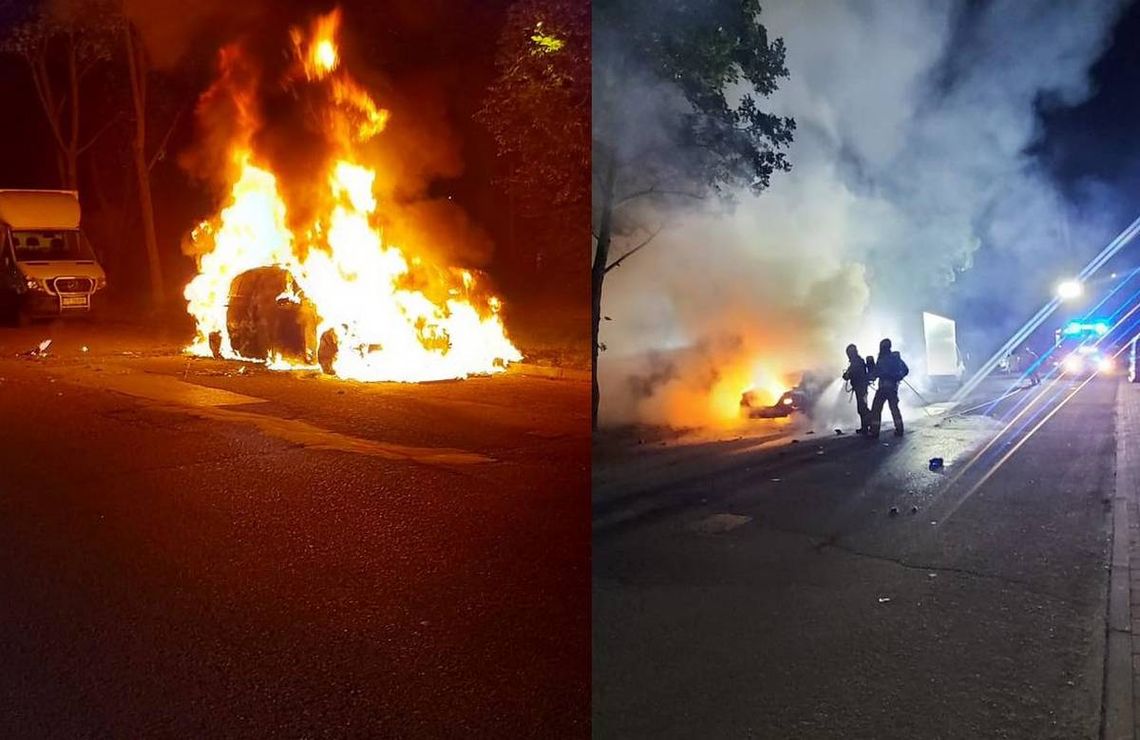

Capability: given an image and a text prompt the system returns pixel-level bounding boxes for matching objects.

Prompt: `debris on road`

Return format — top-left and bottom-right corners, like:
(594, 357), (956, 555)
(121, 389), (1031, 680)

(928, 457), (944, 471)
(80, 345), (88, 353)
(834, 429), (844, 435)
(910, 505), (919, 514)
(22, 339), (52, 357)
(889, 506), (899, 516)
(878, 597), (891, 603)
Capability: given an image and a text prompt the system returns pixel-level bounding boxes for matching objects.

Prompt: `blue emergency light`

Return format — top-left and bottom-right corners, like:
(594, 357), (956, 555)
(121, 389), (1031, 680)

(1063, 320), (1109, 337)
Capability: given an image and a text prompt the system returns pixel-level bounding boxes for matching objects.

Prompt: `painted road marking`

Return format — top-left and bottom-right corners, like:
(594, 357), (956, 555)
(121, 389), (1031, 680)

(49, 366), (493, 466)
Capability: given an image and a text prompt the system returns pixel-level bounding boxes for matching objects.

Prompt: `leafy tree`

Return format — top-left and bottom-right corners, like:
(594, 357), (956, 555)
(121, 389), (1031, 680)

(591, 0), (795, 426)
(477, 0), (589, 280)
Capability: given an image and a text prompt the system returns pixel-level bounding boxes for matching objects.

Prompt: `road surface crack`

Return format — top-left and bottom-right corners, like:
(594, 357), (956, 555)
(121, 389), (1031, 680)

(815, 538), (1098, 608)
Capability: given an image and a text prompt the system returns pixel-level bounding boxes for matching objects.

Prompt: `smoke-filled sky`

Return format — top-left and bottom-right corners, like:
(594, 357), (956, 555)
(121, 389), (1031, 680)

(599, 0), (1135, 427)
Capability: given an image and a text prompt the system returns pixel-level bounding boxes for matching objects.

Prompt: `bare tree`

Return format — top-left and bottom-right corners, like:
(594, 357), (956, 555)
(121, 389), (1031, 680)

(0, 0), (117, 188)
(124, 21), (164, 307)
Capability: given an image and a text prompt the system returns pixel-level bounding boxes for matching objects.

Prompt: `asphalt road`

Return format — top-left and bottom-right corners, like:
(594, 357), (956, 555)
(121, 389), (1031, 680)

(0, 323), (590, 737)
(594, 374), (1119, 738)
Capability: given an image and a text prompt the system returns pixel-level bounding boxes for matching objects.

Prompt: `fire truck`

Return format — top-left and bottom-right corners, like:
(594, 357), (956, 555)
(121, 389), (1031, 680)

(1053, 320), (1117, 378)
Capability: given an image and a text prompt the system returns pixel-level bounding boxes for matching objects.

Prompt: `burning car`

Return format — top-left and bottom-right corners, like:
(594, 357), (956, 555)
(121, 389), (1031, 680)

(209, 266), (336, 372)
(741, 387), (805, 418)
(182, 10), (520, 382)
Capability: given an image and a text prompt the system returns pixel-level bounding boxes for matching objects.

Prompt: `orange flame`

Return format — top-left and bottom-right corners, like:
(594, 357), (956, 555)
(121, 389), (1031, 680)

(184, 10), (521, 382)
(292, 10), (341, 79)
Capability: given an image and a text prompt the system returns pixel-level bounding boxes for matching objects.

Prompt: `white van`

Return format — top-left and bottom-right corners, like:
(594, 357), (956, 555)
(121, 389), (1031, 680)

(0, 189), (106, 321)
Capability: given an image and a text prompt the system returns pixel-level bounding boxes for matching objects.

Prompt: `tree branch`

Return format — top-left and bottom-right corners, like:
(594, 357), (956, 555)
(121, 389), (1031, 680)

(27, 55), (65, 150)
(148, 104), (185, 171)
(605, 223), (664, 273)
(77, 111), (122, 154)
(614, 185), (704, 210)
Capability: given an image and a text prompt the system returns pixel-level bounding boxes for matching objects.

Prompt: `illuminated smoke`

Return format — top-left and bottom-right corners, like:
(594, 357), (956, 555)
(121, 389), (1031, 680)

(598, 0), (1127, 428)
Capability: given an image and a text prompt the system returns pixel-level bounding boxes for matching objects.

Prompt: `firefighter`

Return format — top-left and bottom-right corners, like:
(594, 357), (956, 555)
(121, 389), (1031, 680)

(868, 338), (908, 439)
(842, 343), (871, 434)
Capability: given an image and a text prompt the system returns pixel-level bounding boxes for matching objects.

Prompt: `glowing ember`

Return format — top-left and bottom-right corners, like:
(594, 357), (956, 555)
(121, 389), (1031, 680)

(184, 10), (521, 382)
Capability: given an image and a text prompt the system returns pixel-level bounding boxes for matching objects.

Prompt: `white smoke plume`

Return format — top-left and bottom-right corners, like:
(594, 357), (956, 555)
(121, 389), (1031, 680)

(598, 0), (1128, 428)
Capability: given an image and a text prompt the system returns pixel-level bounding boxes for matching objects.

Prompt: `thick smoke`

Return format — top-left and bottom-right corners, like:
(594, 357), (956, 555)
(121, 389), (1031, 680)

(599, 0), (1128, 428)
(139, 1), (495, 269)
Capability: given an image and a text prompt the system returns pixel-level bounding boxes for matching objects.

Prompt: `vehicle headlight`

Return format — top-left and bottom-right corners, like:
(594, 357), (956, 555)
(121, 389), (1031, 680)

(1098, 356), (1114, 374)
(25, 278), (43, 292)
(95, 277), (106, 290)
(1062, 355), (1084, 374)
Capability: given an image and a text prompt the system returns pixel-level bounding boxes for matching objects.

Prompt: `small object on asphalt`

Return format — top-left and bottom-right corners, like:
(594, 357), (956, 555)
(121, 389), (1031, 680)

(878, 597), (891, 603)
(816, 450), (824, 456)
(791, 439), (800, 444)
(889, 506), (899, 516)
(910, 505), (918, 514)
(928, 573), (937, 578)
(80, 345), (88, 353)
(237, 366), (247, 375)
(771, 477), (781, 483)
(930, 521), (937, 525)
(928, 457), (944, 471)
(806, 430), (815, 435)
(23, 339), (52, 357)
(835, 429), (844, 435)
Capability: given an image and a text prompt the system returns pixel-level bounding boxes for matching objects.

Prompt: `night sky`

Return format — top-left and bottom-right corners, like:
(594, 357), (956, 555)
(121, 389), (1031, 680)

(948, 0), (1140, 355)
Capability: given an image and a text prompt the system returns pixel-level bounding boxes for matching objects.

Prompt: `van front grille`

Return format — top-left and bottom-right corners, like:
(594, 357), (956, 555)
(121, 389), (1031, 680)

(52, 277), (94, 294)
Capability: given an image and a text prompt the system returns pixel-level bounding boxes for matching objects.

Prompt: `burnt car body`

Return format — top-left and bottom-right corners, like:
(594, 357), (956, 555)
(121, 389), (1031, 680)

(740, 371), (828, 419)
(211, 266), (339, 373)
(741, 387), (807, 419)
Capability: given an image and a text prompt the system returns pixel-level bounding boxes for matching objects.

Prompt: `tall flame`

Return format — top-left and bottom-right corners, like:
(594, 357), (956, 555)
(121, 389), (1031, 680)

(184, 10), (521, 382)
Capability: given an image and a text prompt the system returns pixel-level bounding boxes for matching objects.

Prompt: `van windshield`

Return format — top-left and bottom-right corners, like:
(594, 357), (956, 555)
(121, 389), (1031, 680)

(11, 230), (92, 261)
